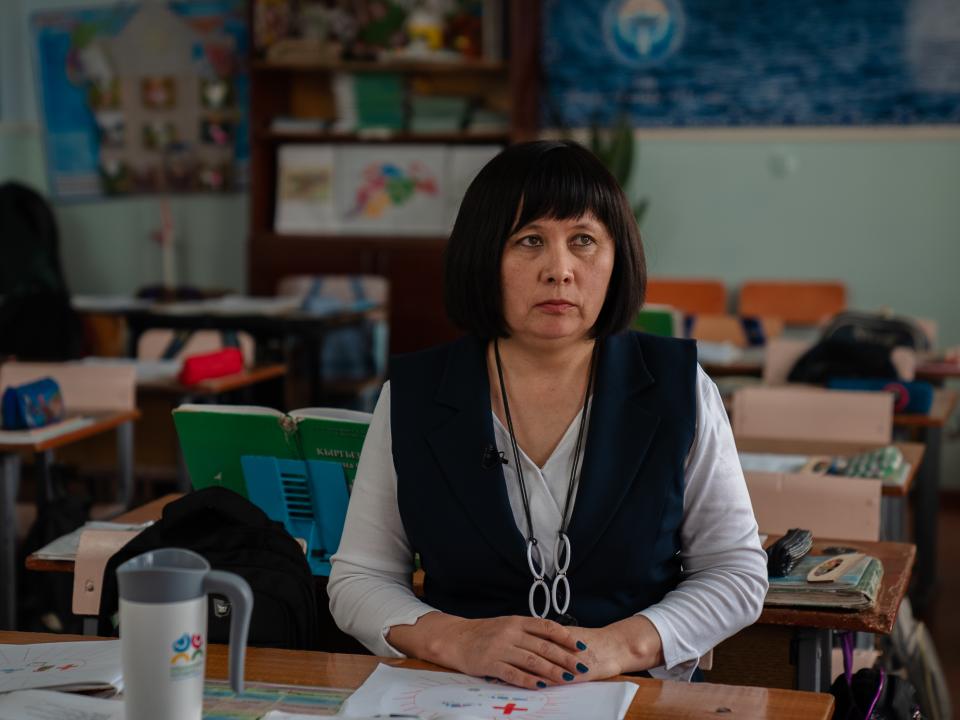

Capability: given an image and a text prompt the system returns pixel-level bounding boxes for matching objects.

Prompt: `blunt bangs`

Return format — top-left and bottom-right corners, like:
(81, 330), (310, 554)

(444, 140), (645, 340)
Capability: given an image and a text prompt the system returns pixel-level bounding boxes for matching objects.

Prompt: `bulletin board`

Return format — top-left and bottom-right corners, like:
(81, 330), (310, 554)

(542, 0), (960, 128)
(31, 1), (249, 200)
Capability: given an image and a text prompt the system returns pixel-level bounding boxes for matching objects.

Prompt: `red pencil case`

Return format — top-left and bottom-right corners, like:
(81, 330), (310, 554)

(178, 348), (244, 385)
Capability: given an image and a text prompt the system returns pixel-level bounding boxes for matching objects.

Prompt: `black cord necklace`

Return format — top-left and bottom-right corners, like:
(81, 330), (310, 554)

(493, 338), (599, 625)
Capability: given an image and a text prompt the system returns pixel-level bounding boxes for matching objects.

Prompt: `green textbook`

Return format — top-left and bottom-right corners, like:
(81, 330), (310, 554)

(172, 404), (372, 497)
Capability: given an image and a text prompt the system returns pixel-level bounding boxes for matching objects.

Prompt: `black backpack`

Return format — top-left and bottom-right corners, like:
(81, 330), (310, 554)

(830, 667), (924, 719)
(820, 311), (930, 353)
(0, 182), (83, 360)
(97, 488), (320, 650)
(788, 337), (901, 384)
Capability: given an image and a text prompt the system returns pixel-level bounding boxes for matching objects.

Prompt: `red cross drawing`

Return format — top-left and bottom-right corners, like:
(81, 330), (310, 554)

(493, 703), (528, 715)
(57, 664), (80, 671)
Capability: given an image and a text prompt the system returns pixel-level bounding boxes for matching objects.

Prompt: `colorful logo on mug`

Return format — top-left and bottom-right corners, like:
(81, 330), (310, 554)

(170, 633), (204, 666)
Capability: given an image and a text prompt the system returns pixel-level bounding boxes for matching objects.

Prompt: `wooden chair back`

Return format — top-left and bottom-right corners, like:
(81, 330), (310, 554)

(645, 278), (727, 315)
(738, 280), (846, 325)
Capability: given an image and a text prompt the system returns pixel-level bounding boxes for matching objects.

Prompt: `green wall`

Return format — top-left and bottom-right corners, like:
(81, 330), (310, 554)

(632, 135), (960, 346)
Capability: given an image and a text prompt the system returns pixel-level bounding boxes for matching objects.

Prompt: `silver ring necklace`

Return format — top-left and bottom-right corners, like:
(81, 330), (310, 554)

(493, 338), (598, 626)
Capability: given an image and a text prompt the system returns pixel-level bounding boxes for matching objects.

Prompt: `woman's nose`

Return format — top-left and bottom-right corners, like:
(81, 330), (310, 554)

(542, 246), (574, 285)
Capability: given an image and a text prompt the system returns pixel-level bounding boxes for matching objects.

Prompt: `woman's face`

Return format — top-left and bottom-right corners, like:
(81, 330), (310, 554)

(500, 212), (615, 345)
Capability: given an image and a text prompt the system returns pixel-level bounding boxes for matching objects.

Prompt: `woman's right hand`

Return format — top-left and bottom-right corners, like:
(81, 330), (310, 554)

(388, 612), (590, 689)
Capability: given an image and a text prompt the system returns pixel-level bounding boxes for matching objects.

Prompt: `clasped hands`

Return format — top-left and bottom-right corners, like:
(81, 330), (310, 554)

(387, 612), (664, 690)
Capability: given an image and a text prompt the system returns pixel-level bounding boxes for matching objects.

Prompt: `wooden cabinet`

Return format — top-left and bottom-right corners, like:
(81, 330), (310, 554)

(246, 2), (541, 354)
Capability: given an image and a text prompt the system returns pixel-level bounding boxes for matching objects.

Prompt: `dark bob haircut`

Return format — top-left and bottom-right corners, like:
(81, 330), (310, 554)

(444, 140), (646, 340)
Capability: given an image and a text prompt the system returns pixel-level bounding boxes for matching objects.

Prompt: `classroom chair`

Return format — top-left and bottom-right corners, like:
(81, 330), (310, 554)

(737, 280), (846, 326)
(645, 277), (727, 315)
(732, 385), (892, 541)
(732, 385), (894, 445)
(687, 313), (785, 348)
(0, 361), (137, 540)
(0, 362), (136, 419)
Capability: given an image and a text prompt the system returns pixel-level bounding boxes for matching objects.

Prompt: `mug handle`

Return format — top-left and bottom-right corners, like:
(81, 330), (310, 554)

(203, 570), (254, 694)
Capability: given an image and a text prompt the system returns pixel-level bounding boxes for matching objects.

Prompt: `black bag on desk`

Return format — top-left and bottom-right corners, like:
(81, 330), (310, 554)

(97, 487), (320, 649)
(821, 311), (930, 353)
(788, 337), (901, 384)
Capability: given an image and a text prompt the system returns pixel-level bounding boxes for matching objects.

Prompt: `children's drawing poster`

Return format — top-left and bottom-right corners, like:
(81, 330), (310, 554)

(334, 145), (448, 235)
(543, 0), (960, 128)
(275, 144), (337, 234)
(31, 1), (249, 200)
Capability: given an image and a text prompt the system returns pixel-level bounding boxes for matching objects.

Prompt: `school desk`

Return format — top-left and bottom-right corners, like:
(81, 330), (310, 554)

(120, 302), (381, 406)
(26, 494), (365, 654)
(725, 382), (954, 614)
(0, 409), (140, 631)
(51, 362), (289, 492)
(736, 439), (925, 541)
(704, 537), (915, 693)
(0, 630), (835, 720)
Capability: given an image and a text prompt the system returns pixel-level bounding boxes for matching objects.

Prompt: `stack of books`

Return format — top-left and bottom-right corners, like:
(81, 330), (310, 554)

(409, 95), (469, 133)
(765, 554), (884, 610)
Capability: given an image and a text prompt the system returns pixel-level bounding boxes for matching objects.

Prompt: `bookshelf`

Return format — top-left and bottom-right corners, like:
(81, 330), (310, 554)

(247, 2), (541, 355)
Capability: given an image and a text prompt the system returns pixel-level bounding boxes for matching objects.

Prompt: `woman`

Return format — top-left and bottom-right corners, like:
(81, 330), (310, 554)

(329, 140), (767, 689)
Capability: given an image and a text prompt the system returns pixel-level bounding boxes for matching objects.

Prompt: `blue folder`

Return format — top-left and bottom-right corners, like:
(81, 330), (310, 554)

(240, 455), (349, 576)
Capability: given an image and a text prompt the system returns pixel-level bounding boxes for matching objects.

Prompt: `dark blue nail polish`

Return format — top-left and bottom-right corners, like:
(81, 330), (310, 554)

(562, 672), (575, 682)
(536, 681), (547, 688)
(576, 662), (589, 673)
(576, 641), (588, 651)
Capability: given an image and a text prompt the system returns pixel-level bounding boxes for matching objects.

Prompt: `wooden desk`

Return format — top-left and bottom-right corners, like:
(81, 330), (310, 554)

(137, 363), (286, 396)
(915, 359), (960, 383)
(25, 493), (179, 575)
(121, 305), (378, 406)
(705, 538), (915, 693)
(1, 409), (140, 631)
(0, 631), (835, 720)
(728, 384), (954, 611)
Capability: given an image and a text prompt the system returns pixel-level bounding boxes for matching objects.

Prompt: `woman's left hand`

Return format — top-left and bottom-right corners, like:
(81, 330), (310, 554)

(565, 615), (665, 682)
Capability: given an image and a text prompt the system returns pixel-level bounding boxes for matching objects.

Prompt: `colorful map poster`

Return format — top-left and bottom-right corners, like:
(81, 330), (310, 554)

(31, 1), (249, 199)
(543, 0), (960, 128)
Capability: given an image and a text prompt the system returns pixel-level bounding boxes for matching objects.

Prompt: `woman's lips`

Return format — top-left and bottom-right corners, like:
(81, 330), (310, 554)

(536, 301), (576, 314)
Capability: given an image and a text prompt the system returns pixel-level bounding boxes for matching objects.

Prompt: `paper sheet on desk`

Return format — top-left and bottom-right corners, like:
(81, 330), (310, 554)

(0, 690), (124, 719)
(32, 521), (154, 562)
(335, 664), (638, 720)
(0, 641), (122, 694)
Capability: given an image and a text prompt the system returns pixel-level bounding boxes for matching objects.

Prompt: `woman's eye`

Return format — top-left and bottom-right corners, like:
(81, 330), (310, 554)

(572, 234), (595, 246)
(518, 235), (542, 247)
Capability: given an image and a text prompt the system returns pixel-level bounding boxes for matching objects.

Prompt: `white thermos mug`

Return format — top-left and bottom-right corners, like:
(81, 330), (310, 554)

(117, 548), (253, 720)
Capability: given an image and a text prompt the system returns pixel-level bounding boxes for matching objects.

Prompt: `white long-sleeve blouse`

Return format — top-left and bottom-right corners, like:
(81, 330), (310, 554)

(329, 365), (768, 681)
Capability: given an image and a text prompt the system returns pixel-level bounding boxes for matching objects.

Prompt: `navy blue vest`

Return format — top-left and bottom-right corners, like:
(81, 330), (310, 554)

(390, 331), (697, 628)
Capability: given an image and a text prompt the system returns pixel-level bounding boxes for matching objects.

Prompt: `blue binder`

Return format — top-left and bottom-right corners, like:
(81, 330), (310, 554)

(240, 455), (349, 576)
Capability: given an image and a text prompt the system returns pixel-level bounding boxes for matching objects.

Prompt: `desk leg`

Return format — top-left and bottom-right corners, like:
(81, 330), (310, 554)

(0, 453), (22, 630)
(795, 628), (832, 692)
(116, 421), (134, 510)
(913, 426), (941, 614)
(880, 496), (906, 541)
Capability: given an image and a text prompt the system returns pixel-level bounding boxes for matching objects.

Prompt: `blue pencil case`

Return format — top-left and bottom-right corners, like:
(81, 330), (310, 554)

(1, 377), (65, 430)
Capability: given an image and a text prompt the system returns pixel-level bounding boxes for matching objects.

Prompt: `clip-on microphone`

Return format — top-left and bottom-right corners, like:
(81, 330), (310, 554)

(480, 444), (508, 469)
